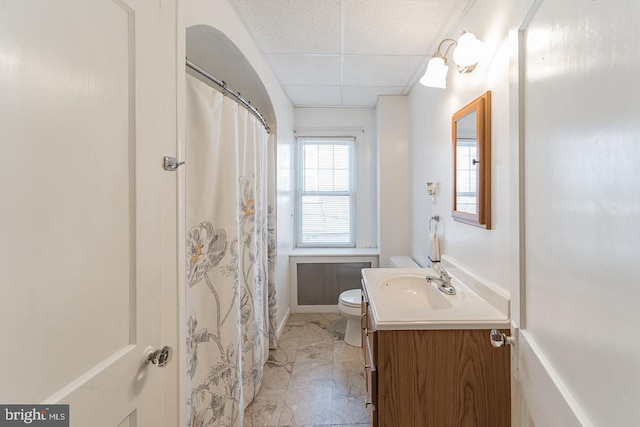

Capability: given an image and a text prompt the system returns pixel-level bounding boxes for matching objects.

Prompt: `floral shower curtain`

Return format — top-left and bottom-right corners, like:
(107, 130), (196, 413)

(185, 74), (277, 427)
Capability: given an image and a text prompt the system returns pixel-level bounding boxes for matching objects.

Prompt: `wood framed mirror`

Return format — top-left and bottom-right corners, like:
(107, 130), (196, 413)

(452, 91), (491, 229)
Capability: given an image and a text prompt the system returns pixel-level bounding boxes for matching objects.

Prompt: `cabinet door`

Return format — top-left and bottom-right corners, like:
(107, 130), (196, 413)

(364, 363), (378, 427)
(361, 281), (379, 426)
(361, 284), (377, 366)
(378, 329), (510, 427)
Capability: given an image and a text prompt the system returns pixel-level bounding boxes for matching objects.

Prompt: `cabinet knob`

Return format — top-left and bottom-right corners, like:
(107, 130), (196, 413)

(490, 329), (514, 348)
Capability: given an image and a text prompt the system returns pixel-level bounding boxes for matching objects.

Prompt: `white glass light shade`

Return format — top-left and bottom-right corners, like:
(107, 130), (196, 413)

(420, 56), (448, 88)
(452, 32), (484, 67)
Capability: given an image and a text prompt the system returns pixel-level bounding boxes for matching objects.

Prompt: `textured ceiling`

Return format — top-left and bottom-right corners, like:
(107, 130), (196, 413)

(228, 0), (474, 107)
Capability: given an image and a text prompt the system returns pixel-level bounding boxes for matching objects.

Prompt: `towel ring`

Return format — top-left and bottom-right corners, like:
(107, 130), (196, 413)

(429, 215), (440, 235)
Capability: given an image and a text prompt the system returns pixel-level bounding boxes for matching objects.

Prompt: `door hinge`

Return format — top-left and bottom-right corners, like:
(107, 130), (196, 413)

(163, 156), (185, 171)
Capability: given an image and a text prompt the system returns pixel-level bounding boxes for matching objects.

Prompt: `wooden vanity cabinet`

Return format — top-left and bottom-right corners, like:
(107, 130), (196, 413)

(361, 282), (510, 427)
(361, 281), (378, 426)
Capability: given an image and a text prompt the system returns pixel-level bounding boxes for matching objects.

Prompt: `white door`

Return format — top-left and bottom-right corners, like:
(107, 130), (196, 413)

(0, 1), (178, 426)
(511, 0), (640, 425)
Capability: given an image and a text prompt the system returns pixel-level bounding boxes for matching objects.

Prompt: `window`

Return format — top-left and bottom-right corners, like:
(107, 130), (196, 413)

(295, 137), (355, 247)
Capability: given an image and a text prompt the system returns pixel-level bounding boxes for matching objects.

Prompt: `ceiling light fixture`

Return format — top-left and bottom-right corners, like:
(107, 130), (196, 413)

(419, 32), (484, 89)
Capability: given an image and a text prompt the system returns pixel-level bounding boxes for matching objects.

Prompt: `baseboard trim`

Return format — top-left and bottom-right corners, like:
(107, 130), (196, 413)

(276, 307), (290, 340)
(517, 330), (592, 427)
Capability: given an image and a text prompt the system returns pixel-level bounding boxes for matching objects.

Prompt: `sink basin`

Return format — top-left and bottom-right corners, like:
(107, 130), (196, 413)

(379, 274), (454, 310)
(361, 267), (509, 330)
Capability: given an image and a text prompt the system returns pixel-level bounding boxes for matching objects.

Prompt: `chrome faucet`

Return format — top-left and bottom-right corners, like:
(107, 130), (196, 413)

(425, 263), (456, 295)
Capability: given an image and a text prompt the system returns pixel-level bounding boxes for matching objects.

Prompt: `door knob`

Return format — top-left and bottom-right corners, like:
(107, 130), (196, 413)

(490, 329), (514, 348)
(147, 346), (173, 367)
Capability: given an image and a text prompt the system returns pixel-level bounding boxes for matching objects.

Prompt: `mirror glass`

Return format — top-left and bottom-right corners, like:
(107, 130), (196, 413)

(455, 111), (478, 214)
(452, 91), (491, 229)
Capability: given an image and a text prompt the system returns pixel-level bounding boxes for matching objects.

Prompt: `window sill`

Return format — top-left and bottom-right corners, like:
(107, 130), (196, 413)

(290, 247), (379, 257)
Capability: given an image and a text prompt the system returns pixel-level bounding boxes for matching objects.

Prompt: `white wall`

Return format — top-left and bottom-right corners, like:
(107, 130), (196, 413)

(410, 0), (640, 424)
(181, 0), (295, 336)
(521, 0), (640, 424)
(377, 96), (411, 267)
(409, 0), (515, 293)
(294, 107), (378, 249)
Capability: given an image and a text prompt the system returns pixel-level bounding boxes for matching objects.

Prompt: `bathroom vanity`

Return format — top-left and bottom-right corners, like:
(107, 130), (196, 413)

(361, 266), (510, 427)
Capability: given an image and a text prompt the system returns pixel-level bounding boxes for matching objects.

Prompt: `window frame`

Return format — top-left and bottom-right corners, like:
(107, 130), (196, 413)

(294, 136), (356, 248)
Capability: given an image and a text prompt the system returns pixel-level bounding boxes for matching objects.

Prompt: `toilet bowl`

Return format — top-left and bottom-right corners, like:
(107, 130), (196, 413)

(338, 289), (362, 347)
(338, 256), (419, 347)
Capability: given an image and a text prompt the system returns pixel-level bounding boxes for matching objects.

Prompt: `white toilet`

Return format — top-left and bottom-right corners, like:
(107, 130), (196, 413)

(338, 256), (419, 347)
(389, 256), (419, 268)
(338, 289), (363, 347)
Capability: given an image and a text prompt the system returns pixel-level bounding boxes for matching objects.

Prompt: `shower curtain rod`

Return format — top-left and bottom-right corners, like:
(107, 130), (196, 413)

(186, 58), (271, 134)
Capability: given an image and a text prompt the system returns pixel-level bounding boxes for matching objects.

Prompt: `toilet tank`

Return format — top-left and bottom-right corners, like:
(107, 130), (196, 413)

(389, 256), (419, 268)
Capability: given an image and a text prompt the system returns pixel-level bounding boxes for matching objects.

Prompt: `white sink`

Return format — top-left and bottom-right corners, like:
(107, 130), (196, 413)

(378, 274), (457, 310)
(362, 268), (509, 330)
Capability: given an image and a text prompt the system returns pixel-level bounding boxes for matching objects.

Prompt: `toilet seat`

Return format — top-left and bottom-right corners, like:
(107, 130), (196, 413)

(339, 289), (361, 308)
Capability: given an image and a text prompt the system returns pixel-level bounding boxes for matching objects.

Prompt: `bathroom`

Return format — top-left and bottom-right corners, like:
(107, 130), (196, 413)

(1, 0), (639, 426)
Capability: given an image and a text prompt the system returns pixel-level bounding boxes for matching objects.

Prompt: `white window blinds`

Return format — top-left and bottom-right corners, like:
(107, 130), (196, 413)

(295, 137), (355, 247)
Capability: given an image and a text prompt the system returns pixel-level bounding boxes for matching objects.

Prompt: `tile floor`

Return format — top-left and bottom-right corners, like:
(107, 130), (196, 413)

(243, 313), (369, 427)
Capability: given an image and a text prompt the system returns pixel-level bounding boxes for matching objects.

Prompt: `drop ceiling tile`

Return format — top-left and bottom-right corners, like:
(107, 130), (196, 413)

(342, 86), (408, 106)
(344, 0), (472, 55)
(284, 85), (342, 106)
(343, 55), (425, 87)
(230, 0), (341, 54)
(267, 54), (342, 86)
(228, 0), (474, 107)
